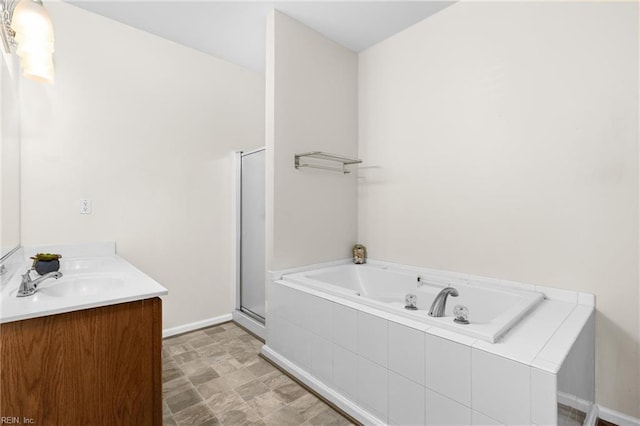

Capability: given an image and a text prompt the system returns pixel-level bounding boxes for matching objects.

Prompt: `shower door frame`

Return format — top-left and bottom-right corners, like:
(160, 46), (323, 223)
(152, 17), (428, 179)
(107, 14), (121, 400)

(233, 147), (266, 338)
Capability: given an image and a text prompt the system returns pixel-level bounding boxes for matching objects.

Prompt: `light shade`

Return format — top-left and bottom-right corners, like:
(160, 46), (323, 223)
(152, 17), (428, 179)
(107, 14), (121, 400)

(10, 0), (55, 83)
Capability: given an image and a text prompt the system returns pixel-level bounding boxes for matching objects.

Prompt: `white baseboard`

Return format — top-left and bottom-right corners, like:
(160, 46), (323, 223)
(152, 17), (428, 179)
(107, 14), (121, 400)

(585, 404), (599, 426)
(556, 392), (640, 426)
(558, 391), (593, 416)
(261, 345), (382, 426)
(598, 405), (640, 426)
(163, 314), (232, 338)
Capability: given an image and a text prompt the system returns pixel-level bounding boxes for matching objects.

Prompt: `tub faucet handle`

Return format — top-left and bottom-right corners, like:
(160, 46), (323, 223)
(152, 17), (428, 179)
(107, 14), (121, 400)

(453, 305), (469, 324)
(405, 294), (418, 310)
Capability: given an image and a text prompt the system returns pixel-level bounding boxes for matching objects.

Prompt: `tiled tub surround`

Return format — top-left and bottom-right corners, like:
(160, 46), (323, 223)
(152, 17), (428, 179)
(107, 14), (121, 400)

(264, 261), (596, 426)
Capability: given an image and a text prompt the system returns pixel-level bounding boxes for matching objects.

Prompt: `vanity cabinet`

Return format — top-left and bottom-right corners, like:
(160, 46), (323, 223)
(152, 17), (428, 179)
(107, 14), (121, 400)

(0, 298), (162, 425)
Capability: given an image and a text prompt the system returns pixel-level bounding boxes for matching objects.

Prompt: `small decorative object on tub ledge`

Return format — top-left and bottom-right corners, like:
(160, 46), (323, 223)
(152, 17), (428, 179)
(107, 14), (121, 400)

(353, 244), (367, 264)
(453, 305), (470, 324)
(30, 253), (62, 275)
(294, 151), (362, 174)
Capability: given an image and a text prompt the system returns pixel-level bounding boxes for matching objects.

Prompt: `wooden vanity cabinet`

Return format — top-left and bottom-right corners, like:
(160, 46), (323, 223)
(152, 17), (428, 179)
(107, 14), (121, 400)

(0, 298), (162, 425)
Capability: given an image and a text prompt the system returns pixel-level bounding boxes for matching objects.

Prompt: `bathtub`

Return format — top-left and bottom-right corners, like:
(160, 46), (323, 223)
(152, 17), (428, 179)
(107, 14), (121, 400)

(282, 263), (544, 343)
(267, 261), (594, 425)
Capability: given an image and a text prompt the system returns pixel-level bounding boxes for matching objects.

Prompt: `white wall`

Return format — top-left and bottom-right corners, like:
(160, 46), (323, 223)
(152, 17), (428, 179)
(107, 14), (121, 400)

(19, 3), (264, 329)
(266, 11), (358, 271)
(358, 1), (639, 418)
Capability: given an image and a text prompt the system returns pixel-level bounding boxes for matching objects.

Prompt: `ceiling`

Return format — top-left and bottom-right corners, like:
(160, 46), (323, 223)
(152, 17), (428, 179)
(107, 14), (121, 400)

(68, 1), (454, 73)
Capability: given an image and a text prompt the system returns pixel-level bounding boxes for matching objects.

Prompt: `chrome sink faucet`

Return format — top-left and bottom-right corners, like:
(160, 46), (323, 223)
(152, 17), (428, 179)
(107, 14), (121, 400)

(428, 286), (459, 317)
(17, 270), (63, 297)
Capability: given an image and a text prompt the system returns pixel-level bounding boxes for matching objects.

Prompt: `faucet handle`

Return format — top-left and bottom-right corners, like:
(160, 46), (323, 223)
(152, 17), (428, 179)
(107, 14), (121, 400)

(18, 270), (34, 297)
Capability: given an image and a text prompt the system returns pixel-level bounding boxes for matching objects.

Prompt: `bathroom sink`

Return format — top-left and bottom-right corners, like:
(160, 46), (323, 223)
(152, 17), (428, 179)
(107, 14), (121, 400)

(1, 247), (167, 324)
(38, 276), (126, 298)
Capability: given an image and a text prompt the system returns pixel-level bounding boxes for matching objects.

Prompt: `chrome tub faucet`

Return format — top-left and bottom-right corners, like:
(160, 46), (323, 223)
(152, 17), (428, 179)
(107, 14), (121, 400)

(17, 270), (63, 297)
(428, 286), (459, 317)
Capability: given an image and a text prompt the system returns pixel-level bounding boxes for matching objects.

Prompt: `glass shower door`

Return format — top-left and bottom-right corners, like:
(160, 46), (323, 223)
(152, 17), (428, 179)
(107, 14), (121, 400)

(239, 148), (265, 322)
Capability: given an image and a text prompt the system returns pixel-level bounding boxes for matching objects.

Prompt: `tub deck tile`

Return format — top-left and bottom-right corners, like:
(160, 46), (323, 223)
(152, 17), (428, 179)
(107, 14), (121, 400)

(472, 300), (576, 365)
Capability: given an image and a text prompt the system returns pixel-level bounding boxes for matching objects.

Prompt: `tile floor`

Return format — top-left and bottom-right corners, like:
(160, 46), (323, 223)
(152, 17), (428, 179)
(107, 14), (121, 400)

(162, 322), (355, 426)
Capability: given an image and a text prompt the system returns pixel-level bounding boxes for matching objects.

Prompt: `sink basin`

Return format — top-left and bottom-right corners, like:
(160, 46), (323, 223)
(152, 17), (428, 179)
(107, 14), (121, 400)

(38, 276), (126, 298)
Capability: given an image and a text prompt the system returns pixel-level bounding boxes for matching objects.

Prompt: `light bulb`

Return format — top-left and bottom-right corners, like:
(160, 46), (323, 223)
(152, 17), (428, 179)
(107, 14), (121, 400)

(10, 0), (55, 84)
(15, 38), (54, 57)
(18, 51), (54, 83)
(11, 0), (54, 41)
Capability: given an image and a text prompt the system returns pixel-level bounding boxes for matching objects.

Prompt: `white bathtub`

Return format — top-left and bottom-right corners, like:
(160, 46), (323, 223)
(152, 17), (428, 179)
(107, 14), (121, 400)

(282, 263), (544, 343)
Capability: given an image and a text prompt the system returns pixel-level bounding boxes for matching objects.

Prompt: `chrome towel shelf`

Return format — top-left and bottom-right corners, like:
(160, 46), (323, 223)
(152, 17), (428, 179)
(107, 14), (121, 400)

(294, 151), (362, 174)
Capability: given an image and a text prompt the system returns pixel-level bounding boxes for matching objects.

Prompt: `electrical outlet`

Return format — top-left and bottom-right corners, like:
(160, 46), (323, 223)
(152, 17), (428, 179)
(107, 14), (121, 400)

(80, 199), (92, 214)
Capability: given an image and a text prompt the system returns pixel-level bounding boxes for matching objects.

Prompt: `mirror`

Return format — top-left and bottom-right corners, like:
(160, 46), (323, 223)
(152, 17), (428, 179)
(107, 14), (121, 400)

(1, 54), (21, 260)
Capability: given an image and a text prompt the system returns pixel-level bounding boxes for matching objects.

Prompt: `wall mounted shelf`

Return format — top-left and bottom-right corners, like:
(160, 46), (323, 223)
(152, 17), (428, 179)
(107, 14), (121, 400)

(294, 151), (362, 174)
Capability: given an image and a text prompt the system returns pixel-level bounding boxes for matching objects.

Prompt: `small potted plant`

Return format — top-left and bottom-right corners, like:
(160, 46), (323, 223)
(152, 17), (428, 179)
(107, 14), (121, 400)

(31, 253), (62, 275)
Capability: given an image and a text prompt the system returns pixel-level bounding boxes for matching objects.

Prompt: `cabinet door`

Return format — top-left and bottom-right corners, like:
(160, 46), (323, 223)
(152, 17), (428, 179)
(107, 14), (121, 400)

(0, 298), (162, 425)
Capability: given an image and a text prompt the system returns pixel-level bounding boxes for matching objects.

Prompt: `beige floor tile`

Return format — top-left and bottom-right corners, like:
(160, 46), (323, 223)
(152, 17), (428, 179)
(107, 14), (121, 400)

(259, 371), (294, 389)
(204, 353), (235, 366)
(235, 379), (271, 402)
(196, 376), (233, 400)
(246, 359), (277, 378)
(163, 401), (172, 416)
(164, 415), (178, 425)
(164, 376), (194, 399)
(218, 403), (262, 425)
(246, 391), (288, 418)
(203, 326), (226, 335)
(166, 387), (204, 415)
(223, 368), (256, 388)
(180, 360), (210, 376)
(188, 335), (216, 350)
(164, 363), (186, 383)
(167, 343), (196, 356)
(239, 334), (257, 343)
(272, 381), (307, 403)
(263, 406), (306, 426)
(304, 407), (354, 426)
(173, 402), (219, 426)
(187, 366), (221, 386)
(206, 390), (246, 416)
(233, 351), (258, 366)
(197, 343), (229, 358)
(289, 393), (327, 421)
(174, 350), (202, 365)
(212, 359), (244, 376)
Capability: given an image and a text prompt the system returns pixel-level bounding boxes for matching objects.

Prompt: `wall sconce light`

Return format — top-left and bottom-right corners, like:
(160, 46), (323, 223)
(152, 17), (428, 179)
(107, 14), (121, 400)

(1, 0), (55, 83)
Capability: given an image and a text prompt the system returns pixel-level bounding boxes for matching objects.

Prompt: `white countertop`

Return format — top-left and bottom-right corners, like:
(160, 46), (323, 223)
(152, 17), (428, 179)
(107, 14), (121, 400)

(0, 243), (168, 324)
